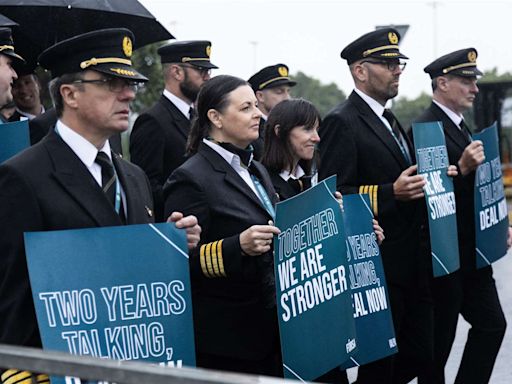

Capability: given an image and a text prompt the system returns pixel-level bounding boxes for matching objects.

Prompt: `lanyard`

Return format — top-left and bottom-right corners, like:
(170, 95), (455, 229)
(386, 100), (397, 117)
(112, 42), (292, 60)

(251, 174), (276, 220)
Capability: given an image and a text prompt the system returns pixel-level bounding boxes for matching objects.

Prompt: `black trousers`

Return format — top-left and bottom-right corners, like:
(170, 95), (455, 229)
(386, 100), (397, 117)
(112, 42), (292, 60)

(430, 266), (506, 384)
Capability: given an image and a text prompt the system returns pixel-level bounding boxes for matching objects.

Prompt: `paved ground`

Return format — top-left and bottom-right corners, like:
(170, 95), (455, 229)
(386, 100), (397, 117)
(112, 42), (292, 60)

(348, 251), (512, 383)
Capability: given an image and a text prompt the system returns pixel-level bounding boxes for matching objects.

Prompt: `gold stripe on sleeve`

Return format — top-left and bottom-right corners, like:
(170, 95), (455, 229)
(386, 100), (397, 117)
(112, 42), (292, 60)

(205, 242), (214, 277)
(217, 239), (226, 277)
(199, 244), (211, 278)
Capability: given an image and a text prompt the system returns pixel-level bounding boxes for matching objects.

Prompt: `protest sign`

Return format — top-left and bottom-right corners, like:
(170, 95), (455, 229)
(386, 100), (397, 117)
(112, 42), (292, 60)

(25, 223), (195, 383)
(473, 123), (509, 267)
(412, 121), (460, 276)
(0, 119), (30, 162)
(274, 177), (356, 381)
(340, 194), (397, 368)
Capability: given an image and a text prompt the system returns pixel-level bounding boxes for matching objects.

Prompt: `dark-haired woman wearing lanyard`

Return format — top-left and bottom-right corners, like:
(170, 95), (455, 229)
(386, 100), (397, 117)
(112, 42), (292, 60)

(163, 75), (282, 376)
(262, 98), (385, 383)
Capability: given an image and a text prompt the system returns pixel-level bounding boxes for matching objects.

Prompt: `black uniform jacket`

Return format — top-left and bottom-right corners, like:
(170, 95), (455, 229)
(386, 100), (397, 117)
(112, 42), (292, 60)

(268, 170), (300, 201)
(130, 95), (191, 221)
(413, 102), (475, 270)
(163, 142), (279, 361)
(319, 91), (421, 285)
(0, 131), (154, 347)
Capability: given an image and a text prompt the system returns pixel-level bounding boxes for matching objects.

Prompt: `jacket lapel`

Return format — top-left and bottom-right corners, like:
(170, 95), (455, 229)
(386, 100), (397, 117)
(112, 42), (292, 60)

(199, 143), (273, 218)
(429, 103), (469, 152)
(350, 92), (410, 168)
(112, 154), (151, 224)
(45, 133), (122, 226)
(160, 96), (191, 139)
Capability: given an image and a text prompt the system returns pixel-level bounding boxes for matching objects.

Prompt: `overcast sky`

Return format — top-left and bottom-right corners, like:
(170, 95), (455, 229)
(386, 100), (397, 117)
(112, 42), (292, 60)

(140, 0), (512, 99)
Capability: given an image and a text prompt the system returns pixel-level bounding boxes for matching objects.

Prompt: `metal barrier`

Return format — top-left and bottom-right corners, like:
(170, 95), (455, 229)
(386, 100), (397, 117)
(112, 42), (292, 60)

(0, 344), (303, 384)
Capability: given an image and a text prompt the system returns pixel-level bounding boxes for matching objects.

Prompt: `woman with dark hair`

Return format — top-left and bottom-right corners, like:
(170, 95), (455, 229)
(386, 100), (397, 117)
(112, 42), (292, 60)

(163, 75), (282, 376)
(262, 98), (321, 200)
(262, 99), (385, 383)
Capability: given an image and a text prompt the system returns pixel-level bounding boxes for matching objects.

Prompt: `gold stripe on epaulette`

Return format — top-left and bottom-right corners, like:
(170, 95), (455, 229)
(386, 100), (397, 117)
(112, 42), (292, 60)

(80, 57), (132, 69)
(442, 62), (476, 74)
(259, 76), (291, 90)
(363, 185), (369, 194)
(199, 244), (210, 277)
(217, 239), (226, 277)
(205, 242), (214, 277)
(3, 370), (32, 384)
(363, 45), (400, 57)
(359, 185), (365, 194)
(373, 185), (379, 216)
(211, 240), (220, 276)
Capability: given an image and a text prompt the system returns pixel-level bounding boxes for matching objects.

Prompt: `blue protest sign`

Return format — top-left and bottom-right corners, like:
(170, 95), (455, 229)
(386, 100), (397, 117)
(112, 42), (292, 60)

(412, 121), (460, 276)
(339, 194), (397, 368)
(274, 177), (356, 381)
(0, 119), (30, 162)
(25, 223), (195, 384)
(473, 123), (509, 268)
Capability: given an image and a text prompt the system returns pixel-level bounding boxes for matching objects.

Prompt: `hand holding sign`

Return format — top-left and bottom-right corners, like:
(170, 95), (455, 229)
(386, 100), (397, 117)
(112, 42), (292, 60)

(458, 140), (484, 175)
(393, 165), (426, 201)
(240, 224), (281, 255)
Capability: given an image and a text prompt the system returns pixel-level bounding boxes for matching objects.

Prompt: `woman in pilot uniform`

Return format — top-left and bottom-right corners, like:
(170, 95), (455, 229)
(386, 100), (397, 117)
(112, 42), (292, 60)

(163, 75), (282, 376)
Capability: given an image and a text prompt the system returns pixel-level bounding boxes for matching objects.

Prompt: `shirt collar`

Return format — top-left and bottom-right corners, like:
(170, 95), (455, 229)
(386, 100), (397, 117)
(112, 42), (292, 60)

(56, 120), (111, 167)
(16, 105), (45, 120)
(433, 99), (464, 127)
(279, 165), (305, 181)
(354, 87), (390, 118)
(163, 89), (194, 119)
(203, 138), (239, 167)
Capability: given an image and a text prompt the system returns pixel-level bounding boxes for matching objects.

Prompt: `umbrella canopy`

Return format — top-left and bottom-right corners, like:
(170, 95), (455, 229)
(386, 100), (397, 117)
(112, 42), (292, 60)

(0, 0), (174, 67)
(0, 12), (16, 27)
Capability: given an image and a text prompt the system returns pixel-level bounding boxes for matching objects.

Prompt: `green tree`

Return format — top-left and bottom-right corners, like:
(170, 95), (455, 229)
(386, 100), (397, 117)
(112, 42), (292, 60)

(131, 42), (165, 113)
(291, 71), (346, 117)
(391, 92), (432, 132)
(480, 67), (512, 82)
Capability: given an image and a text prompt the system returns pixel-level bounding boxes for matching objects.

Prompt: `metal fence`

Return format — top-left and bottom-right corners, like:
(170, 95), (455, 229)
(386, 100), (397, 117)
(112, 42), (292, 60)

(0, 344), (303, 384)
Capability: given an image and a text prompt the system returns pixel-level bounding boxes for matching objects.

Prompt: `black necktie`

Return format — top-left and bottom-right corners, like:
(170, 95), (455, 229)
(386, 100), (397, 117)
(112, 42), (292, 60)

(459, 119), (472, 143)
(189, 106), (196, 121)
(95, 152), (126, 222)
(95, 152), (116, 207)
(382, 109), (411, 164)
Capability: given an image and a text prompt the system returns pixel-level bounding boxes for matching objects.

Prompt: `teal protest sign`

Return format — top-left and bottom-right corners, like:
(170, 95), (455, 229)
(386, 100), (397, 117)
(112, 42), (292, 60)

(0, 119), (30, 162)
(412, 121), (459, 276)
(274, 176), (356, 381)
(340, 194), (397, 368)
(25, 223), (195, 384)
(473, 123), (509, 268)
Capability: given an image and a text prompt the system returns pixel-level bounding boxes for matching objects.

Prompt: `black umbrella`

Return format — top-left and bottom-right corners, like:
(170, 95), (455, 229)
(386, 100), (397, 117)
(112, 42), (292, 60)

(0, 0), (174, 66)
(0, 12), (17, 27)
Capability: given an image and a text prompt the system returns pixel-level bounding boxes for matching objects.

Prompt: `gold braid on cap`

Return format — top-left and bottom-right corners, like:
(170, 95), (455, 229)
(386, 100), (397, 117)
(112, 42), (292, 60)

(80, 57), (132, 69)
(0, 45), (14, 51)
(363, 45), (400, 57)
(182, 57), (210, 62)
(442, 62), (477, 74)
(258, 76), (290, 90)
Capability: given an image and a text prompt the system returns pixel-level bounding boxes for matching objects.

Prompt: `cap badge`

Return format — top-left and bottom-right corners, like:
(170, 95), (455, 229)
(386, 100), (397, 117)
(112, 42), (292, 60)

(468, 51), (477, 63)
(278, 66), (288, 77)
(206, 45), (211, 57)
(122, 36), (133, 58)
(388, 32), (399, 44)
